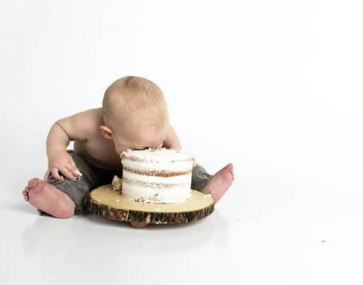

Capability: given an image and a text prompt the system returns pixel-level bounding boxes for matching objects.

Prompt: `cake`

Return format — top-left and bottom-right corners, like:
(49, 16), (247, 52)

(114, 148), (195, 204)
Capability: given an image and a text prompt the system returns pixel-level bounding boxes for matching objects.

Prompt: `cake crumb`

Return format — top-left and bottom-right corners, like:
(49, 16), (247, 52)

(112, 175), (122, 191)
(134, 197), (145, 203)
(75, 168), (83, 181)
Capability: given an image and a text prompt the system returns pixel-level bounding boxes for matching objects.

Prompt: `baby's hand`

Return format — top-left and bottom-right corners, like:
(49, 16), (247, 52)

(44, 151), (80, 181)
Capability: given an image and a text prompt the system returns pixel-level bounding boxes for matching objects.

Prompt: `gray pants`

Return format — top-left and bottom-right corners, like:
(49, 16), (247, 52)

(40, 149), (213, 216)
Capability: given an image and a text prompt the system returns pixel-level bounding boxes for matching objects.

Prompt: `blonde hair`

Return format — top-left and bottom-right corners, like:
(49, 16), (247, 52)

(102, 76), (169, 132)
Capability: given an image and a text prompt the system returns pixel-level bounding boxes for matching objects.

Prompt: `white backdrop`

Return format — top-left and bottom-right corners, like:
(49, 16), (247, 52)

(1, 0), (362, 284)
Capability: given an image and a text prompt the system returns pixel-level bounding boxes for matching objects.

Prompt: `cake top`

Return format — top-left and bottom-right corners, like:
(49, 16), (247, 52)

(120, 147), (194, 163)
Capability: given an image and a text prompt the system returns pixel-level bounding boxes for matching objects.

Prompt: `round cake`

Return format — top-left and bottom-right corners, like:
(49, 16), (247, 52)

(119, 148), (195, 204)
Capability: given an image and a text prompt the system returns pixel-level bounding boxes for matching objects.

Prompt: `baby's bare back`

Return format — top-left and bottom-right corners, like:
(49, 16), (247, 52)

(60, 108), (123, 170)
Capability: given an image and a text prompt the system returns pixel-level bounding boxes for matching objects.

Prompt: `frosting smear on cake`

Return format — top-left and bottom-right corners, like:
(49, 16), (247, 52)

(120, 148), (195, 204)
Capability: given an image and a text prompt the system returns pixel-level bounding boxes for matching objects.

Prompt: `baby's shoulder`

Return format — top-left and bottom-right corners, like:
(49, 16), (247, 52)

(56, 107), (103, 142)
(82, 107), (104, 133)
(87, 107), (103, 121)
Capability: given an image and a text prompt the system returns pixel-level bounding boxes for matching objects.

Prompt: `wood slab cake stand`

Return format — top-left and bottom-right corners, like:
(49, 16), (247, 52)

(87, 183), (215, 228)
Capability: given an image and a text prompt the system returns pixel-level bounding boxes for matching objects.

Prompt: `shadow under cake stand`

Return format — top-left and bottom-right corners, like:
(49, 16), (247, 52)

(87, 181), (215, 228)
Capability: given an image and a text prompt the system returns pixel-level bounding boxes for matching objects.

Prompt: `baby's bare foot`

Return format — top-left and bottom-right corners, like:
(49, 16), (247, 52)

(202, 163), (234, 203)
(22, 185), (31, 201)
(23, 178), (76, 219)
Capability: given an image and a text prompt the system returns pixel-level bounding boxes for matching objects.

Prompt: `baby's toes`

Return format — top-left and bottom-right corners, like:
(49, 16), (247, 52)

(31, 179), (46, 194)
(22, 186), (29, 194)
(27, 178), (40, 188)
(27, 178), (46, 194)
(22, 189), (30, 201)
(220, 164), (233, 181)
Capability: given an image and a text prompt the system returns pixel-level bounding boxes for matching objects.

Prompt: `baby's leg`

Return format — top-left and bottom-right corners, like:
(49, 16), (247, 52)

(191, 163), (214, 191)
(23, 150), (102, 218)
(23, 179), (76, 218)
(192, 162), (234, 203)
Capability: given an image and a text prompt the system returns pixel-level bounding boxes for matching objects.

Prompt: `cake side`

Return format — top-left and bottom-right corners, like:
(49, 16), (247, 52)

(120, 148), (194, 204)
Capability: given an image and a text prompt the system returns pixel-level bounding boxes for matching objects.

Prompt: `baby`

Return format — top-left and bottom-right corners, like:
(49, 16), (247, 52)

(22, 76), (234, 223)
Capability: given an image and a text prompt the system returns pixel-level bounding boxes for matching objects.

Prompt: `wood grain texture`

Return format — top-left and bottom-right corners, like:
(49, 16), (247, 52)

(87, 184), (215, 225)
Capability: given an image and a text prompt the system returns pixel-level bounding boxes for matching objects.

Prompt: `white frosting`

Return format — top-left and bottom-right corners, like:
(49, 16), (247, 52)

(123, 170), (192, 184)
(120, 148), (194, 204)
(75, 168), (83, 181)
(122, 181), (192, 204)
(121, 147), (193, 160)
(122, 159), (193, 172)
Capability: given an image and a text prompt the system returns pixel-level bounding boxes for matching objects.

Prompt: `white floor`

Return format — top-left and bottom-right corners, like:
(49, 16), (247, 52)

(2, 145), (363, 285)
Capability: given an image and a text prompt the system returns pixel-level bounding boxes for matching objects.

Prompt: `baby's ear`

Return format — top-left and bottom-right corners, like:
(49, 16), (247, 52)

(99, 125), (113, 139)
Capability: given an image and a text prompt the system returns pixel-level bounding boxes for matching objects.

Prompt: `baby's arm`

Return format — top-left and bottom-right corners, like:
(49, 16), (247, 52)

(163, 125), (182, 150)
(45, 109), (94, 180)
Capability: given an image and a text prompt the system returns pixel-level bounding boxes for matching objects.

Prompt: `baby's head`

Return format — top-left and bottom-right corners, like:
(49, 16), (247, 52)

(100, 76), (169, 155)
